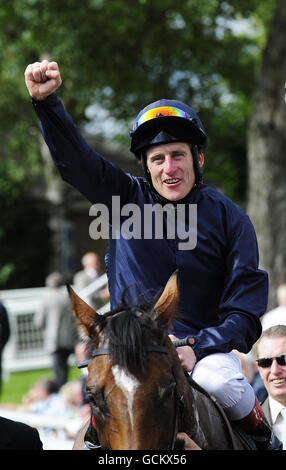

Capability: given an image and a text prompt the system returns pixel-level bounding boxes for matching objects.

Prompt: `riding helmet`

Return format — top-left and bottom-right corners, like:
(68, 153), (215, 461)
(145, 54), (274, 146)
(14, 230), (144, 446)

(129, 99), (207, 187)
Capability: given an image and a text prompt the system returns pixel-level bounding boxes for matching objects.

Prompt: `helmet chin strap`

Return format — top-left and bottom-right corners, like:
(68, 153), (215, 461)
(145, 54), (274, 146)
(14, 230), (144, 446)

(191, 144), (203, 188)
(140, 145), (203, 205)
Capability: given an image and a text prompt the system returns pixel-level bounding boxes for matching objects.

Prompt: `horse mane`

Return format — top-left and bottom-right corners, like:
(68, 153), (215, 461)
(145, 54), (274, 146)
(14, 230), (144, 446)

(96, 290), (165, 374)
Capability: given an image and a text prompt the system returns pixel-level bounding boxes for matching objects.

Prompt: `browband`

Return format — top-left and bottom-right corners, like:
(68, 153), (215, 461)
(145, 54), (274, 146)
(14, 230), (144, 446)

(77, 345), (168, 369)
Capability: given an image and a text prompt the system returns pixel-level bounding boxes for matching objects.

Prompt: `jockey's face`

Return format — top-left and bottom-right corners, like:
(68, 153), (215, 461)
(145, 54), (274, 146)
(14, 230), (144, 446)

(146, 142), (204, 201)
(257, 336), (286, 406)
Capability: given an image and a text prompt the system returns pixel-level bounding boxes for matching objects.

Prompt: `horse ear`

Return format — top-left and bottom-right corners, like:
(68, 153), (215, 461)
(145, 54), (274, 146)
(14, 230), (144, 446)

(153, 270), (179, 329)
(66, 284), (100, 337)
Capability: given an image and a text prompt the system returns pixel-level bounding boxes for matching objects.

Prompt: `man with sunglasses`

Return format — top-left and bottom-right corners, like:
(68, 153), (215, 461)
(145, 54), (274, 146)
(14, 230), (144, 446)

(256, 325), (286, 448)
(24, 60), (281, 450)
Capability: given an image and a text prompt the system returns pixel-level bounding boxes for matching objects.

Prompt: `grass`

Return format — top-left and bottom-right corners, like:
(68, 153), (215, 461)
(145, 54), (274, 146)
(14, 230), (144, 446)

(0, 367), (82, 404)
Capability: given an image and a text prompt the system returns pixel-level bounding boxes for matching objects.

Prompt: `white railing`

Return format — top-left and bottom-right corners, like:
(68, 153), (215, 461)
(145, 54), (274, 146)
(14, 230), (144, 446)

(1, 274), (109, 374)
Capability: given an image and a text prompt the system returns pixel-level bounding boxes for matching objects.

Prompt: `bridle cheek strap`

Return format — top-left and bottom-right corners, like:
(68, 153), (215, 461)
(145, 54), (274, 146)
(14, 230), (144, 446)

(168, 367), (184, 450)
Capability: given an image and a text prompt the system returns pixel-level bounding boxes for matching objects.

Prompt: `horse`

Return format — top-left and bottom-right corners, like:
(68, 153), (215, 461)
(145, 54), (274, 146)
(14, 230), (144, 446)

(68, 272), (246, 450)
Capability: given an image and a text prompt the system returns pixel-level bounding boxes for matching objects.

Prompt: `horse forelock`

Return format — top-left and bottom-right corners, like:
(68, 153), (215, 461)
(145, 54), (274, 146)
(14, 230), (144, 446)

(92, 302), (164, 374)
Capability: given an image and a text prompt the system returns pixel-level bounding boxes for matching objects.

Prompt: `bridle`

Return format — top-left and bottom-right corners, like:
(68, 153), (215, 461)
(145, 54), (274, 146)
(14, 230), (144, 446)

(77, 345), (169, 368)
(169, 378), (184, 450)
(77, 344), (184, 450)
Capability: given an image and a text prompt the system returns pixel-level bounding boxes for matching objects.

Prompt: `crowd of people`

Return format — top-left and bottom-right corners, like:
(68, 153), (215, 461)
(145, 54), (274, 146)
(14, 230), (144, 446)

(33, 251), (109, 390)
(0, 252), (108, 450)
(0, 375), (91, 449)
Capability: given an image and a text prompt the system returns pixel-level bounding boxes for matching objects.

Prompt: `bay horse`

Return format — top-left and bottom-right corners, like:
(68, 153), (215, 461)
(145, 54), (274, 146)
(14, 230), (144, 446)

(68, 272), (246, 450)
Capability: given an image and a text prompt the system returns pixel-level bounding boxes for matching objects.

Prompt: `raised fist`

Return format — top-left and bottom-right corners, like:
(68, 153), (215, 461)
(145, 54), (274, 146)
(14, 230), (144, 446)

(24, 60), (62, 100)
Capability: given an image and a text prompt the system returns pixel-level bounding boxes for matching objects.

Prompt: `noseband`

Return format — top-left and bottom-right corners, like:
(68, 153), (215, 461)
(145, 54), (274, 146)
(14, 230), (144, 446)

(78, 344), (183, 450)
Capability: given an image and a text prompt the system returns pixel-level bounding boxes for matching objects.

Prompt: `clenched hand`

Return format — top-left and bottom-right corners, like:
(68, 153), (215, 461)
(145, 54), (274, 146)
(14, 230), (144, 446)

(24, 60), (62, 100)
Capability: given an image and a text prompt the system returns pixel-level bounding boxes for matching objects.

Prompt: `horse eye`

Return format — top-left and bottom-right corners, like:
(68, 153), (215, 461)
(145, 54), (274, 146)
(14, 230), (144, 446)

(87, 391), (97, 406)
(87, 388), (109, 416)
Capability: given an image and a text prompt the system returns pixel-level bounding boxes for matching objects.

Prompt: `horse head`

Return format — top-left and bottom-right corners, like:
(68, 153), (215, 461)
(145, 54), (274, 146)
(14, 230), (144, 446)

(68, 271), (189, 450)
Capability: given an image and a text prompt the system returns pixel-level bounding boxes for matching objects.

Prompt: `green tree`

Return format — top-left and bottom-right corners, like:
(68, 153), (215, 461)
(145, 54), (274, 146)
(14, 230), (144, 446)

(247, 0), (286, 307)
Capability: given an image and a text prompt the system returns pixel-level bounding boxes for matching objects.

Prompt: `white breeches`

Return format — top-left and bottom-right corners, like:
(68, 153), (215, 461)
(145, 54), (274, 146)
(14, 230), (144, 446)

(191, 351), (255, 420)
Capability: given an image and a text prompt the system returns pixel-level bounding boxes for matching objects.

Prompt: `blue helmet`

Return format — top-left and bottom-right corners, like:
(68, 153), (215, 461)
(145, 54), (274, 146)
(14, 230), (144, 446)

(129, 98), (207, 158)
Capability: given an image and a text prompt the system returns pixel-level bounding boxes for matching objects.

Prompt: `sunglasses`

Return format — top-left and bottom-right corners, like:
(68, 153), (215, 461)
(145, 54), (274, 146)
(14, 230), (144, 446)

(136, 106), (191, 128)
(256, 354), (286, 368)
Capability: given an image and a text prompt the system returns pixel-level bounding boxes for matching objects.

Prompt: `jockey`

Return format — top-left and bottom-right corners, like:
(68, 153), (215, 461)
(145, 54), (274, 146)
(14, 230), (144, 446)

(25, 60), (282, 450)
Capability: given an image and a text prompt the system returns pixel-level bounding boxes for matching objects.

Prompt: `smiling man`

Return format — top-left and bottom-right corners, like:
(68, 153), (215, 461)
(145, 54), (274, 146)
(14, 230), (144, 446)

(256, 325), (286, 448)
(24, 60), (281, 449)
(145, 141), (204, 201)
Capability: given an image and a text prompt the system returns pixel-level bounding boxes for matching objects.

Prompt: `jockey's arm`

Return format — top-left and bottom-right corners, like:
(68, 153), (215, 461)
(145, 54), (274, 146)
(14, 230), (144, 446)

(25, 61), (134, 208)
